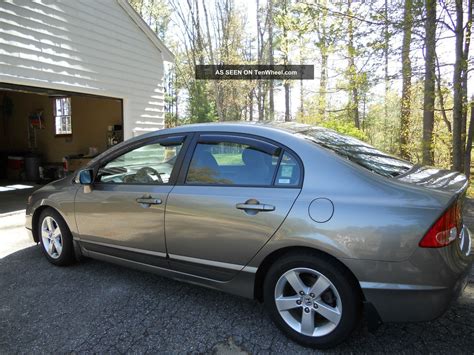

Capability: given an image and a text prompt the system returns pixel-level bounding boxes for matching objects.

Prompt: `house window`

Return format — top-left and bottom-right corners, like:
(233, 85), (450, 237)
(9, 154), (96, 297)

(54, 97), (72, 135)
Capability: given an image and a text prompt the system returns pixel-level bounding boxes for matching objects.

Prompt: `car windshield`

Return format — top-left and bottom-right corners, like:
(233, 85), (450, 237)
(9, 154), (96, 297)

(299, 127), (413, 178)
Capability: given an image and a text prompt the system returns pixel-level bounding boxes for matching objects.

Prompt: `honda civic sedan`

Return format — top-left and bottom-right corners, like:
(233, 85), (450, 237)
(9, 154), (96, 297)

(26, 122), (473, 348)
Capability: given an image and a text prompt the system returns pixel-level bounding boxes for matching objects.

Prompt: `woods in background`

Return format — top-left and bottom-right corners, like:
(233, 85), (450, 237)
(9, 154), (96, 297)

(129, 0), (473, 175)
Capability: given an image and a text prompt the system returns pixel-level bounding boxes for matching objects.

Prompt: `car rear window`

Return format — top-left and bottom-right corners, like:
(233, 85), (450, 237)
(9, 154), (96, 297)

(301, 128), (413, 178)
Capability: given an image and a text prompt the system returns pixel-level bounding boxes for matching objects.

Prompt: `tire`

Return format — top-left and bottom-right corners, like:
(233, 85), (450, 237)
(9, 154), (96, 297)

(263, 251), (361, 349)
(37, 208), (76, 266)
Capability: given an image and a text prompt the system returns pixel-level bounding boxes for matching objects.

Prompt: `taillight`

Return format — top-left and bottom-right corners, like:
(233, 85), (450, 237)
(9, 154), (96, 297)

(419, 201), (461, 248)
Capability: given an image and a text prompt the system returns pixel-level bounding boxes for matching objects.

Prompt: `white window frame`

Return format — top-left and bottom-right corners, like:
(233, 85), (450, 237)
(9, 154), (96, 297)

(54, 97), (72, 135)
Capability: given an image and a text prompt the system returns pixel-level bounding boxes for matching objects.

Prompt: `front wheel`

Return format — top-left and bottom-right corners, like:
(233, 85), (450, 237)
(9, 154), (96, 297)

(38, 208), (75, 266)
(263, 252), (361, 349)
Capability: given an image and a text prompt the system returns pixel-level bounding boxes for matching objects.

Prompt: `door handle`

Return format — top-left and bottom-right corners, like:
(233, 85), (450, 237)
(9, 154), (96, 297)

(236, 199), (275, 213)
(136, 196), (162, 207)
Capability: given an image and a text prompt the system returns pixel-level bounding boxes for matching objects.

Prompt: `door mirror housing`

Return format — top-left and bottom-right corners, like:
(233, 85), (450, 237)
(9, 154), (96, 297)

(78, 169), (94, 193)
(79, 169), (93, 184)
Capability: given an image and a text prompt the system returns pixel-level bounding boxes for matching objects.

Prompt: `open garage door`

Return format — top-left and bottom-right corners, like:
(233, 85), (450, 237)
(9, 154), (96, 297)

(0, 83), (123, 183)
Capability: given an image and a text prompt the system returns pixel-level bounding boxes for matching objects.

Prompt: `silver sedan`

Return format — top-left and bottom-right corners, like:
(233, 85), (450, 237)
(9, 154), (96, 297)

(26, 122), (473, 348)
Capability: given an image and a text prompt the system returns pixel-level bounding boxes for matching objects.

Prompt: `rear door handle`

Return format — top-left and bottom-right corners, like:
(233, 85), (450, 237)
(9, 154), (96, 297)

(236, 202), (275, 212)
(136, 196), (162, 207)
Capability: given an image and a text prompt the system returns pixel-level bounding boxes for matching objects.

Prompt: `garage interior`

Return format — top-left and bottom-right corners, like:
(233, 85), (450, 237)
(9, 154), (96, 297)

(0, 84), (123, 183)
(0, 84), (123, 185)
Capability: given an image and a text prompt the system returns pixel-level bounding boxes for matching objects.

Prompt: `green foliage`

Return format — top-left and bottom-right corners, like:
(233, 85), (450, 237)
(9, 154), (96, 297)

(188, 81), (217, 124)
(364, 89), (401, 155)
(164, 112), (178, 128)
(130, 0), (470, 172)
(318, 120), (368, 141)
(298, 114), (367, 141)
(364, 83), (453, 168)
(128, 0), (171, 40)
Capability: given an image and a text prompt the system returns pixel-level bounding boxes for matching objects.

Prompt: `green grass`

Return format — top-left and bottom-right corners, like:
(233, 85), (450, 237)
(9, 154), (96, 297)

(212, 153), (243, 166)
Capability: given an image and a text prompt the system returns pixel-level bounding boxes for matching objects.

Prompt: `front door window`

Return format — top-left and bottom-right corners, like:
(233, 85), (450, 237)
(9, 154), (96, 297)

(97, 140), (183, 185)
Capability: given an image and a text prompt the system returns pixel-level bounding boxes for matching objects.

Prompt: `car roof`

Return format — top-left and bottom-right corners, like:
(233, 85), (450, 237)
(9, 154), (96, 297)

(136, 121), (330, 142)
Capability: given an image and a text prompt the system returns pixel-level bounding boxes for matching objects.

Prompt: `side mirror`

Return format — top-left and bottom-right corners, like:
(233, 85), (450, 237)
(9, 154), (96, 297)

(78, 169), (94, 193)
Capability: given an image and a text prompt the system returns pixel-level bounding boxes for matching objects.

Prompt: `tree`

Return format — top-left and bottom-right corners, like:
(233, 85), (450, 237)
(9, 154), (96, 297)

(268, 0), (275, 120)
(130, 0), (472, 177)
(442, 0), (473, 171)
(274, 0), (293, 122)
(346, 0), (360, 129)
(422, 0), (437, 165)
(465, 99), (474, 177)
(400, 0), (413, 160)
(129, 0), (171, 40)
(293, 0), (335, 121)
(256, 0), (266, 121)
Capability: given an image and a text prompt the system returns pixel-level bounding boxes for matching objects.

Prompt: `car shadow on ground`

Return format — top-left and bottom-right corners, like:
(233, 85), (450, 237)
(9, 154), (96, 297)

(0, 245), (473, 353)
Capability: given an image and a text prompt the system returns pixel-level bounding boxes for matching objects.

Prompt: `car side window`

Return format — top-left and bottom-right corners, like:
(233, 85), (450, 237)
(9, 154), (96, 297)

(186, 137), (281, 186)
(97, 140), (183, 185)
(275, 151), (301, 186)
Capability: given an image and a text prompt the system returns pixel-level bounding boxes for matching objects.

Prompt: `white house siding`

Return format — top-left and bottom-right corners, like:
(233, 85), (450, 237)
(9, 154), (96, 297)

(0, 0), (168, 139)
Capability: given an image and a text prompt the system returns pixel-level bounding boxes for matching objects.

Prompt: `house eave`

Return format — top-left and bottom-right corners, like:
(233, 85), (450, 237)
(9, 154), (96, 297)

(117, 0), (175, 62)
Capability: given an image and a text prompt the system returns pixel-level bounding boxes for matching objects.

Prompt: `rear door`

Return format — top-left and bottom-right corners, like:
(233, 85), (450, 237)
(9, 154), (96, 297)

(74, 135), (187, 267)
(165, 133), (302, 281)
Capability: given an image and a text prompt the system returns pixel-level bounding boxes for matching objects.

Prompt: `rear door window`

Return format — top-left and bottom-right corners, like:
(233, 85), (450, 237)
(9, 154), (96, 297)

(185, 135), (281, 186)
(275, 151), (301, 186)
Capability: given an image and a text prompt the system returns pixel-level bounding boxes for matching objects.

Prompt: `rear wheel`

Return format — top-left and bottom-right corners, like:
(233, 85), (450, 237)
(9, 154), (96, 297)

(263, 252), (361, 348)
(38, 208), (75, 266)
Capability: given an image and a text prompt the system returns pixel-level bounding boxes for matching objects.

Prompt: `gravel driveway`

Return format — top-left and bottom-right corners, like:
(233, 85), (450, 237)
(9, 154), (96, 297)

(0, 207), (473, 353)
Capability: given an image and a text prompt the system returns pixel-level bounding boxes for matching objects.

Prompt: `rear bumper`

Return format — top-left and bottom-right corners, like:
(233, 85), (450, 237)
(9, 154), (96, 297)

(344, 225), (473, 323)
(361, 267), (470, 322)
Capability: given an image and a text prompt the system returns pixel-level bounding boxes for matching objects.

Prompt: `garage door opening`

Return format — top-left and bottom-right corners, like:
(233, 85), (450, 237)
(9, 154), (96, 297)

(0, 83), (123, 184)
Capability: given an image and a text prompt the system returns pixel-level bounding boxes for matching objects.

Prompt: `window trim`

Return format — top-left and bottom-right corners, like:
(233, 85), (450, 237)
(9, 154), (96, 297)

(54, 97), (72, 136)
(177, 132), (304, 189)
(89, 134), (189, 187)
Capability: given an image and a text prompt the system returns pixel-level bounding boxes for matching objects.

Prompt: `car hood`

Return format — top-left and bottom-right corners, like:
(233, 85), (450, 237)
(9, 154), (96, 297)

(396, 165), (468, 196)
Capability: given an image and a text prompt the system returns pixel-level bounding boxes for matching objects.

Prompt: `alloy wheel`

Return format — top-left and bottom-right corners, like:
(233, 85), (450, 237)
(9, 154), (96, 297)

(41, 216), (63, 259)
(274, 267), (342, 337)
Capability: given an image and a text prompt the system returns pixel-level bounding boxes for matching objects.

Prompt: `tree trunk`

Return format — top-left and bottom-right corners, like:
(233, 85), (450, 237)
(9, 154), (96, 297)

(452, 0), (464, 171)
(384, 0), (389, 115)
(315, 0), (328, 121)
(382, 0), (390, 147)
(202, 0), (224, 122)
(282, 0), (290, 121)
(464, 100), (474, 178)
(347, 0), (360, 129)
(268, 0), (274, 121)
(256, 0), (264, 121)
(435, 55), (452, 133)
(249, 90), (254, 121)
(422, 0), (436, 165)
(318, 52), (328, 120)
(299, 37), (304, 117)
(461, 0), (473, 168)
(284, 83), (290, 122)
(400, 0), (413, 160)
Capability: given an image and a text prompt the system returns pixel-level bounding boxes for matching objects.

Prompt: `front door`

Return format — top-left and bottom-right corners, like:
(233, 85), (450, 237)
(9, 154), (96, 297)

(75, 135), (185, 267)
(165, 134), (302, 281)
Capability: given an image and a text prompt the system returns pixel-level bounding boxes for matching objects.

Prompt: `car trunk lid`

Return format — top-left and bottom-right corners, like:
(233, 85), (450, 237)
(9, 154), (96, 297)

(396, 166), (468, 196)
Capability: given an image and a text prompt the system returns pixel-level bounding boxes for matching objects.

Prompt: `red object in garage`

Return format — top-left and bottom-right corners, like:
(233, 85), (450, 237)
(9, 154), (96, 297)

(7, 156), (24, 180)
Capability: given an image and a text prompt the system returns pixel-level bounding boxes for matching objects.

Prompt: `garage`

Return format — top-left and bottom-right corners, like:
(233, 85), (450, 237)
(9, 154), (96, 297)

(0, 0), (174, 187)
(1, 84), (123, 182)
